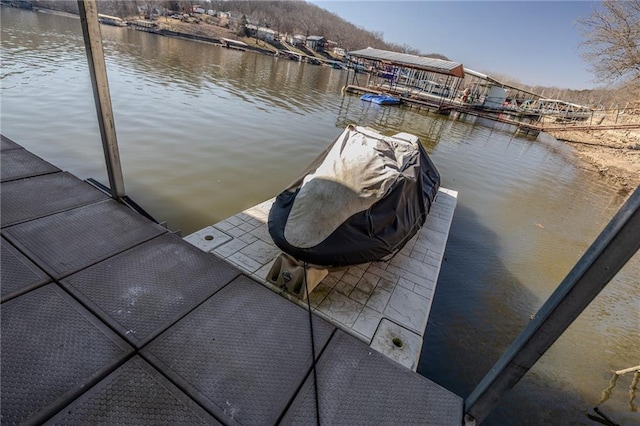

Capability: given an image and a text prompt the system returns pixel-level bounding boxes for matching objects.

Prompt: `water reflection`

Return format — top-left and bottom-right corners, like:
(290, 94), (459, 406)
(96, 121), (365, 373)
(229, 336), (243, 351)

(419, 204), (539, 392)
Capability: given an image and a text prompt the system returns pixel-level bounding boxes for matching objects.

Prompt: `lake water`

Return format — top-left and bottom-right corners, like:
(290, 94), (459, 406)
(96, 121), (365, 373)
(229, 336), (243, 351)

(1, 8), (638, 425)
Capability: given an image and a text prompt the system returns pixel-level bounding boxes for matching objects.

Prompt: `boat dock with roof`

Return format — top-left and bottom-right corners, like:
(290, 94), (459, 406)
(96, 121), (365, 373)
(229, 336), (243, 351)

(342, 47), (617, 134)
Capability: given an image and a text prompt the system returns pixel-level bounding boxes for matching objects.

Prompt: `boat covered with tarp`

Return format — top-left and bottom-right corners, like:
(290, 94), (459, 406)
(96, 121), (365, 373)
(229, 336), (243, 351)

(268, 125), (440, 266)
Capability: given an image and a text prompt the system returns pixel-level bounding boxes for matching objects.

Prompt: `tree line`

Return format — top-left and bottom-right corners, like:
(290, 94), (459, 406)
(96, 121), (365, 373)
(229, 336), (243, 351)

(32, 0), (448, 59)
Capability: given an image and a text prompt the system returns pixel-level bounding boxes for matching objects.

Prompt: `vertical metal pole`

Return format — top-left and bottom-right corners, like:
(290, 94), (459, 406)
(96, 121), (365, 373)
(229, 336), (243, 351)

(465, 185), (640, 423)
(78, 0), (126, 199)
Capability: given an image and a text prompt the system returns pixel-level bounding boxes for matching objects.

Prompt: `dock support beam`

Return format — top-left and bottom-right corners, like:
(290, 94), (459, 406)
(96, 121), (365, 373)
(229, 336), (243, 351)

(465, 185), (640, 423)
(78, 0), (126, 200)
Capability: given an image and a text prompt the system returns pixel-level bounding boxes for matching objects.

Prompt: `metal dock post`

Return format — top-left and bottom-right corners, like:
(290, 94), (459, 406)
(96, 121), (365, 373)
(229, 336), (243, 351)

(77, 0), (126, 199)
(465, 185), (640, 423)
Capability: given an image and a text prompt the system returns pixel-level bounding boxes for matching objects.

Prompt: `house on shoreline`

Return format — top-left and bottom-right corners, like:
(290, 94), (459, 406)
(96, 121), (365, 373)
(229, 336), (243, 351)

(305, 35), (325, 52)
(245, 24), (276, 42)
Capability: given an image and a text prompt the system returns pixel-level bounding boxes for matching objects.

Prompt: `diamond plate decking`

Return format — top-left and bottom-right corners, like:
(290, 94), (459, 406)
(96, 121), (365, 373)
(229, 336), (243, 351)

(0, 284), (133, 425)
(2, 199), (167, 279)
(0, 137), (462, 424)
(281, 330), (463, 425)
(0, 236), (51, 302)
(44, 356), (221, 425)
(0, 148), (60, 182)
(1, 171), (109, 228)
(142, 276), (335, 425)
(61, 233), (241, 348)
(1, 134), (22, 151)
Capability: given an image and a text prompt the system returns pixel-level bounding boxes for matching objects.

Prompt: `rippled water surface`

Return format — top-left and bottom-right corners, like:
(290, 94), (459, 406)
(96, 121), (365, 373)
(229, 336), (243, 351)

(2, 8), (638, 425)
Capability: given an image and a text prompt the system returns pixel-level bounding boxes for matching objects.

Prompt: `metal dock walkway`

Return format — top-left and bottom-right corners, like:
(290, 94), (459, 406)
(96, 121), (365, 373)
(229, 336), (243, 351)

(0, 135), (463, 425)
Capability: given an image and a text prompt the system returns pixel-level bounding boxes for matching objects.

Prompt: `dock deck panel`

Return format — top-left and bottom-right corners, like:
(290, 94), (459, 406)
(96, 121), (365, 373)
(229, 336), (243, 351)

(0, 236), (52, 302)
(44, 356), (221, 425)
(1, 134), (22, 151)
(282, 330), (463, 425)
(2, 199), (167, 279)
(0, 148), (60, 182)
(142, 276), (336, 426)
(0, 171), (109, 228)
(61, 233), (241, 348)
(0, 284), (133, 425)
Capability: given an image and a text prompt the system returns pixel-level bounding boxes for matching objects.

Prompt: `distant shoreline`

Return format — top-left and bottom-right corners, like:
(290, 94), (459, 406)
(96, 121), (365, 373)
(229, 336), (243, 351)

(548, 128), (640, 190)
(32, 6), (80, 19)
(24, 6), (321, 60)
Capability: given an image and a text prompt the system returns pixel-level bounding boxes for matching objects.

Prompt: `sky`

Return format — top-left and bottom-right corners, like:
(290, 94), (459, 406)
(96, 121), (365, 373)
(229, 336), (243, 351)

(311, 1), (601, 89)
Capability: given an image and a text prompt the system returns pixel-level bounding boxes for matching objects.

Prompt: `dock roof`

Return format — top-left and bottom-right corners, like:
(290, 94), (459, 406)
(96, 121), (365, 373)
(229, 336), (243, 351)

(348, 48), (465, 78)
(464, 67), (544, 99)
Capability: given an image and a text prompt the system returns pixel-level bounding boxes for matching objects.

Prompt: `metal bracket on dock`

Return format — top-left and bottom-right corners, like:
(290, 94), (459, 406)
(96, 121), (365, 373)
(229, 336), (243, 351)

(266, 253), (328, 300)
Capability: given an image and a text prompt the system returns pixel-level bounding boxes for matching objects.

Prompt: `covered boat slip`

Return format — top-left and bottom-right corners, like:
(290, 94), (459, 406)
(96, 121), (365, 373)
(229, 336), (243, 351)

(1, 134), (462, 424)
(346, 47), (465, 105)
(345, 50), (591, 130)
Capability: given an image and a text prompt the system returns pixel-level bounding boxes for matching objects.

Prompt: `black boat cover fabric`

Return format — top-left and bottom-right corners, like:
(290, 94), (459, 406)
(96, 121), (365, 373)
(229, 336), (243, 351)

(268, 125), (440, 267)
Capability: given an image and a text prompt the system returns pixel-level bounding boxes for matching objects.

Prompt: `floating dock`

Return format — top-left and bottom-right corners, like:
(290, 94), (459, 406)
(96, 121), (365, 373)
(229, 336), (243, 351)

(0, 134), (462, 424)
(185, 189), (457, 370)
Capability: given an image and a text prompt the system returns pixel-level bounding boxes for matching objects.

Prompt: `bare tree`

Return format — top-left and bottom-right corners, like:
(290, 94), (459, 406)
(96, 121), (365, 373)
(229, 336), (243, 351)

(578, 0), (640, 83)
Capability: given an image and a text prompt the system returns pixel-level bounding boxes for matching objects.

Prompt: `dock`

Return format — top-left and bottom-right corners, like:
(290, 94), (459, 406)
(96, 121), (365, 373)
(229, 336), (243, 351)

(186, 189), (457, 371)
(0, 134), (462, 424)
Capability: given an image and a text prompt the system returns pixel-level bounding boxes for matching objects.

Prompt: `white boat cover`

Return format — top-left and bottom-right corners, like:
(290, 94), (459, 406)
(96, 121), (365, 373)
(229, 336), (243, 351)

(268, 125), (440, 266)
